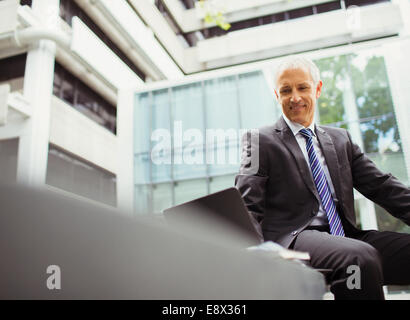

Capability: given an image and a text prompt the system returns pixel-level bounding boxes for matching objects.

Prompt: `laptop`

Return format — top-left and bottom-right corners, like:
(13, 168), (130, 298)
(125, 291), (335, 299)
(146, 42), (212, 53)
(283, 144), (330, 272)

(163, 188), (333, 275)
(163, 187), (261, 247)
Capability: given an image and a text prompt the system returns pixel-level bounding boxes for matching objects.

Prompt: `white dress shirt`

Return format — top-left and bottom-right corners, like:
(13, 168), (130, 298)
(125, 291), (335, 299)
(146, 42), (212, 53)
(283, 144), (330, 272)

(282, 114), (337, 226)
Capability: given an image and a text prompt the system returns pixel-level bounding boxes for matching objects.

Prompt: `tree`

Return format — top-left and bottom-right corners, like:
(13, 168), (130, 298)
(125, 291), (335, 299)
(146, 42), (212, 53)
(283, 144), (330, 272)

(315, 54), (402, 155)
(315, 53), (408, 233)
(351, 56), (402, 154)
(315, 55), (348, 128)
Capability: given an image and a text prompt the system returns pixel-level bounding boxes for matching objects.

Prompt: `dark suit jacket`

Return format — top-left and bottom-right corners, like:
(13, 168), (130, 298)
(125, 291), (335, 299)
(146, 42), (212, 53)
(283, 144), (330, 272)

(235, 116), (410, 248)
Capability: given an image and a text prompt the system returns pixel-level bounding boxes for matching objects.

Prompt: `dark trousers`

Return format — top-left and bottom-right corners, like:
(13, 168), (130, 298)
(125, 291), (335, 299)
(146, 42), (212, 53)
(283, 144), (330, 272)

(292, 226), (410, 300)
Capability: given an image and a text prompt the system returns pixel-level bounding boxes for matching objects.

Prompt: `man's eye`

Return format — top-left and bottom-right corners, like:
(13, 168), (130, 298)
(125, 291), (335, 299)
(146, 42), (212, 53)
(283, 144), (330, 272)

(281, 89), (291, 94)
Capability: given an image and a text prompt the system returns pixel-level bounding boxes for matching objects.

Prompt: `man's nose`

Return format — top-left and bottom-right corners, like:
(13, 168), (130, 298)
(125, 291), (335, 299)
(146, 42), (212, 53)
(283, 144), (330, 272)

(290, 92), (302, 103)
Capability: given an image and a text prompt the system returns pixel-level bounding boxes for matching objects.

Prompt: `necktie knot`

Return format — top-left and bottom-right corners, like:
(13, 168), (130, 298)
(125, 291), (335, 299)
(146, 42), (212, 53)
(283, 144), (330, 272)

(299, 128), (313, 139)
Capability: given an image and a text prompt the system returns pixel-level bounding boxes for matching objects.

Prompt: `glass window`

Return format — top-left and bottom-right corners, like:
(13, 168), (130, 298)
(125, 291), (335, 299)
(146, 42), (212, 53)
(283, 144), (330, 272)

(59, 70), (75, 106)
(172, 82), (204, 140)
(315, 1), (341, 14)
(179, 0), (195, 9)
(46, 148), (73, 192)
(315, 55), (348, 127)
(238, 71), (277, 130)
(362, 135), (408, 184)
(204, 76), (241, 177)
(151, 89), (172, 182)
(152, 156), (172, 183)
(345, 0), (390, 8)
(205, 76), (239, 130)
(350, 53), (403, 153)
(134, 184), (151, 215)
(374, 204), (410, 234)
(152, 183), (173, 214)
(20, 0), (32, 6)
(0, 54), (26, 83)
(134, 93), (151, 154)
(349, 51), (407, 184)
(75, 82), (116, 133)
(46, 146), (116, 206)
(288, 6), (313, 19)
(53, 70), (63, 97)
(134, 153), (151, 184)
(207, 140), (240, 176)
(351, 54), (393, 118)
(76, 89), (104, 126)
(173, 145), (207, 180)
(0, 138), (19, 184)
(172, 83), (207, 179)
(359, 116), (401, 153)
(315, 51), (408, 186)
(353, 198), (363, 230)
(174, 179), (208, 206)
(54, 62), (117, 133)
(209, 174), (235, 194)
(152, 89), (170, 131)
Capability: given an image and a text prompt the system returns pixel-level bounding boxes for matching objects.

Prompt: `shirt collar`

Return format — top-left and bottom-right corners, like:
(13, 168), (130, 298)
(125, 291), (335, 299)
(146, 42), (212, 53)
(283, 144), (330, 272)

(282, 114), (316, 137)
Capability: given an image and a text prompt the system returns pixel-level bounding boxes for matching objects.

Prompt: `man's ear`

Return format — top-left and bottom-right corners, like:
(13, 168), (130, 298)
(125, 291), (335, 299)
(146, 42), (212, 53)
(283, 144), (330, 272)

(316, 80), (323, 99)
(274, 89), (279, 100)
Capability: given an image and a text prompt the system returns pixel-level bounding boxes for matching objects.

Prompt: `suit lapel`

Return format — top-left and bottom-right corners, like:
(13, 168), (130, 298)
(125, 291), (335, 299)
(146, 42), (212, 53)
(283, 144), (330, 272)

(274, 117), (321, 204)
(315, 126), (343, 203)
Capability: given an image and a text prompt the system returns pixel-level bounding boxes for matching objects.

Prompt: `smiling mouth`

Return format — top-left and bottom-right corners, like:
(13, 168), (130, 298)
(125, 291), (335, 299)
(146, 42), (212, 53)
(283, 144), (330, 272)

(290, 105), (306, 110)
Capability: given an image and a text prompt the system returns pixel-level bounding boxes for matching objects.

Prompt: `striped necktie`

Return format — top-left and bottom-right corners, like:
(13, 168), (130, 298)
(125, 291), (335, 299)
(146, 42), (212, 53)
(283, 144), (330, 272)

(299, 128), (345, 237)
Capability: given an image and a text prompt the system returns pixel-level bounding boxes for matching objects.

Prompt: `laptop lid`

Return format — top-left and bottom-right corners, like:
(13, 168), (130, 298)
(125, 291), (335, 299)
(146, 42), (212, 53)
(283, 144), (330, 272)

(163, 187), (261, 246)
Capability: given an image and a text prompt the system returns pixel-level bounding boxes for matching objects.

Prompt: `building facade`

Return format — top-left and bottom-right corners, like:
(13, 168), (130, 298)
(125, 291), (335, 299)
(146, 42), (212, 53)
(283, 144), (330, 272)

(1, 1), (410, 295)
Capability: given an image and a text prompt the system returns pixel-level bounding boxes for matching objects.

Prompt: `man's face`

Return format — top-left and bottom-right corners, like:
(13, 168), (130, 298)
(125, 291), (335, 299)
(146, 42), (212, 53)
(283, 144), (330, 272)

(275, 67), (322, 127)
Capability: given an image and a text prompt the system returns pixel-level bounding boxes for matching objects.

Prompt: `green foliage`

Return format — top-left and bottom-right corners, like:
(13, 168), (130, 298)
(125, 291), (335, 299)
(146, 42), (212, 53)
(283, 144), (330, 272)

(315, 53), (408, 233)
(315, 55), (347, 126)
(315, 53), (401, 154)
(351, 56), (401, 154)
(199, 0), (231, 31)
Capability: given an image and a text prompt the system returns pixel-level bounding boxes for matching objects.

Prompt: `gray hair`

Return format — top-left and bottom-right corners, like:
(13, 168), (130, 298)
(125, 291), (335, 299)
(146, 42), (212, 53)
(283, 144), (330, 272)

(274, 56), (321, 88)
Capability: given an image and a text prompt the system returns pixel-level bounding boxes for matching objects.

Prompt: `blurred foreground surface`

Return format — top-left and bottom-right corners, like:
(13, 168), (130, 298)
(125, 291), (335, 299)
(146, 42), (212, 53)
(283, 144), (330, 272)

(0, 183), (325, 299)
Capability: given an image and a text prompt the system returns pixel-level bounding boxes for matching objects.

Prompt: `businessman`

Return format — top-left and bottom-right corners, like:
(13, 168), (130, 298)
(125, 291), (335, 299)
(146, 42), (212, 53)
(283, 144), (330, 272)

(235, 56), (410, 299)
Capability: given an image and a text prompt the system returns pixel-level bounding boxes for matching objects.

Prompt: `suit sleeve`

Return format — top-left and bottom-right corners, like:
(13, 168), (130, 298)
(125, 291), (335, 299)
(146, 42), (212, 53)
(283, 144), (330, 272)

(235, 130), (269, 243)
(348, 131), (410, 226)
